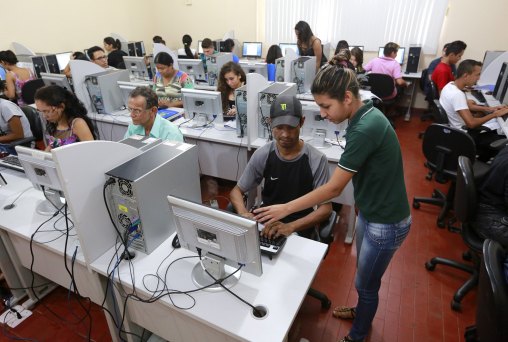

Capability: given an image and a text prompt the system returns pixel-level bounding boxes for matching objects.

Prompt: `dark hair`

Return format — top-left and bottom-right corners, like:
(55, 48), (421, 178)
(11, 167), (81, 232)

(201, 38), (213, 49)
(266, 45), (283, 64)
(129, 86), (158, 109)
(334, 40), (349, 55)
(456, 59), (482, 79)
(182, 34), (194, 58)
(217, 62), (246, 113)
(72, 51), (88, 61)
(0, 50), (18, 65)
(87, 46), (104, 60)
(311, 66), (360, 102)
(445, 40), (467, 56)
(294, 21), (314, 52)
(34, 85), (96, 139)
(329, 49), (355, 70)
(350, 47), (364, 73)
(443, 43), (450, 52)
(153, 52), (174, 67)
(104, 37), (122, 50)
(383, 42), (399, 57)
(223, 39), (235, 53)
(153, 35), (166, 45)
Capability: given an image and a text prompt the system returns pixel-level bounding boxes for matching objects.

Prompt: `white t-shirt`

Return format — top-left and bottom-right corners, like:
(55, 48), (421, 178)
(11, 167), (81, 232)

(0, 99), (31, 138)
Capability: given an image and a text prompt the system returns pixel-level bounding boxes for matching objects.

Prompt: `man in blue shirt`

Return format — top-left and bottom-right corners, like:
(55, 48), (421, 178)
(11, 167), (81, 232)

(124, 86), (183, 142)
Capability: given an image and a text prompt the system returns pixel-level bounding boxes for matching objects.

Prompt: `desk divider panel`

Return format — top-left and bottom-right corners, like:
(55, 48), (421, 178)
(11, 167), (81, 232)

(245, 73), (270, 148)
(69, 60), (106, 114)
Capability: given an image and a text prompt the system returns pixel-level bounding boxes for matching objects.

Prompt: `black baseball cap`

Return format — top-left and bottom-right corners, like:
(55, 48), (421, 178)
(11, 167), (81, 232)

(270, 95), (303, 128)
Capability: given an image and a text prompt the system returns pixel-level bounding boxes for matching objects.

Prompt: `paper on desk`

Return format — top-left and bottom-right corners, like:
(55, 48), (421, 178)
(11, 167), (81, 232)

(482, 118), (501, 132)
(224, 120), (237, 129)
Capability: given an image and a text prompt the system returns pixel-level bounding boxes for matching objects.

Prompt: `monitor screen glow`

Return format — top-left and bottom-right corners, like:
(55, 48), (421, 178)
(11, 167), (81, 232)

(279, 43), (299, 57)
(242, 42), (262, 58)
(378, 47), (406, 65)
(56, 52), (72, 71)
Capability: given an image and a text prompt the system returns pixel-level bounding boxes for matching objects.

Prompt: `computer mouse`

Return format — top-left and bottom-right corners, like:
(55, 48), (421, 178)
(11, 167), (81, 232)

(172, 234), (181, 249)
(485, 91), (493, 95)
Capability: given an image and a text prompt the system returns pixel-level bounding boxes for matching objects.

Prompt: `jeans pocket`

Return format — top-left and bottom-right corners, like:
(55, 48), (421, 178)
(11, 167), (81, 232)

(365, 223), (391, 246)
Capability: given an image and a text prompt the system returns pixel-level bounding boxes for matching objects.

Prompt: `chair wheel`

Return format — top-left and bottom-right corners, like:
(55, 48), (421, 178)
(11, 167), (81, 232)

(413, 201), (420, 209)
(321, 299), (331, 310)
(437, 220), (446, 228)
(425, 261), (436, 271)
(451, 300), (461, 311)
(462, 251), (472, 261)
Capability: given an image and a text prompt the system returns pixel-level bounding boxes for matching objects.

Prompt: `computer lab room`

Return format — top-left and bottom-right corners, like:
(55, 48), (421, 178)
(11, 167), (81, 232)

(0, 0), (507, 341)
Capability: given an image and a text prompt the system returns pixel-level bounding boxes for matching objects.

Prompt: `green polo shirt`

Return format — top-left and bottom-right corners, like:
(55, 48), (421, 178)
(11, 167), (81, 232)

(124, 114), (184, 142)
(338, 100), (410, 223)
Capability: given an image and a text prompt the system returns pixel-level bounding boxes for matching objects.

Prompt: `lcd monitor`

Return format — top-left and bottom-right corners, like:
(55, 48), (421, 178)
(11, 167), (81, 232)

(55, 52), (72, 71)
(167, 195), (262, 290)
(40, 73), (73, 93)
(242, 42), (262, 59)
(178, 59), (206, 83)
(378, 47), (406, 65)
(239, 62), (268, 80)
(279, 43), (299, 57)
(182, 88), (224, 124)
(123, 56), (151, 82)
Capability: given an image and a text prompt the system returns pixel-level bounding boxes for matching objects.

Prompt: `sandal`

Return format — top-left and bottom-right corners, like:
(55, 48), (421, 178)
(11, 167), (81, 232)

(332, 306), (356, 320)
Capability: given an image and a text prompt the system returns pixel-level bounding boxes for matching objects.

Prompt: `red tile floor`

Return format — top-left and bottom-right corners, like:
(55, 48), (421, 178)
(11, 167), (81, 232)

(0, 111), (478, 341)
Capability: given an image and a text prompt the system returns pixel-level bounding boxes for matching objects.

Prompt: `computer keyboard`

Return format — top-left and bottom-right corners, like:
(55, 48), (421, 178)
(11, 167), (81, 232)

(470, 89), (487, 104)
(259, 231), (287, 258)
(0, 155), (24, 172)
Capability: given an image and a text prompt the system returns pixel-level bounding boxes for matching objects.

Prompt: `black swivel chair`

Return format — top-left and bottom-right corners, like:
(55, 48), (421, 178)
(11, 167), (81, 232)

(413, 124), (489, 228)
(420, 80), (440, 122)
(366, 73), (398, 127)
(20, 78), (45, 105)
(6, 105), (45, 150)
(424, 156), (484, 311)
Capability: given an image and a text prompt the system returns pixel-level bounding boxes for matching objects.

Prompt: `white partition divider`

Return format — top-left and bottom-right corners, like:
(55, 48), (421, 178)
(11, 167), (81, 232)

(110, 33), (129, 55)
(11, 42), (35, 56)
(69, 60), (106, 114)
(223, 30), (235, 40)
(153, 43), (179, 70)
(283, 50), (298, 82)
(51, 141), (141, 264)
(479, 51), (508, 86)
(245, 73), (270, 148)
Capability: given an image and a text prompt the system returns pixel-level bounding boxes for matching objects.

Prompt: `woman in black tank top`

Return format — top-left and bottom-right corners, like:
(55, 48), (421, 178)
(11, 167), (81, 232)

(295, 20), (327, 71)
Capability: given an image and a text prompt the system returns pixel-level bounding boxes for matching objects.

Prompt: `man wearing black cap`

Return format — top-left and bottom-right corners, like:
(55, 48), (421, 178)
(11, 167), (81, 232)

(230, 95), (332, 238)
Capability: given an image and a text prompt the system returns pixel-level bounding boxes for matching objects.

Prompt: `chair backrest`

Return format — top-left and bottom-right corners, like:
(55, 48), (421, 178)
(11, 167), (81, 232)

(455, 156), (477, 223)
(419, 68), (428, 92)
(366, 73), (395, 99)
(433, 99), (449, 124)
(422, 124), (477, 182)
(20, 105), (44, 142)
(20, 78), (45, 105)
(476, 239), (508, 342)
(429, 80), (439, 100)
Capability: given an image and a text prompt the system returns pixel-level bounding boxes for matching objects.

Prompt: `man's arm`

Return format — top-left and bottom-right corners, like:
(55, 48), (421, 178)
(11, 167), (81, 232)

(467, 99), (506, 114)
(458, 107), (508, 129)
(395, 77), (408, 87)
(0, 116), (24, 143)
(230, 185), (253, 219)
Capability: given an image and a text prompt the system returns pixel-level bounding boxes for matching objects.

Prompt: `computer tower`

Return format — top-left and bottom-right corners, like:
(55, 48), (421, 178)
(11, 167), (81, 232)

(127, 42), (136, 57)
(292, 57), (316, 94)
(134, 41), (145, 57)
(275, 57), (285, 82)
(493, 62), (508, 100)
(405, 47), (421, 74)
(235, 85), (247, 138)
(85, 69), (129, 114)
(206, 53), (233, 87)
(118, 136), (162, 151)
(105, 142), (201, 254)
(258, 83), (297, 139)
(45, 55), (60, 74)
(31, 56), (48, 78)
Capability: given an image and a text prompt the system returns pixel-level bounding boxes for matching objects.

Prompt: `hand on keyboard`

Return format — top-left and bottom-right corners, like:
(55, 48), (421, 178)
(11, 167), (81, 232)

(493, 107), (508, 118)
(260, 221), (294, 239)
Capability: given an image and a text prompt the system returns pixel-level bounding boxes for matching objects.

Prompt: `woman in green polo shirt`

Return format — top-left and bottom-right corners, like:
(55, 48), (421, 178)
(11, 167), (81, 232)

(254, 66), (411, 342)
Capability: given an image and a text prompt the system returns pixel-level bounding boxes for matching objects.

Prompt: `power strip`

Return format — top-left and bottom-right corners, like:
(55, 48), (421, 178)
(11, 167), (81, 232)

(0, 305), (32, 328)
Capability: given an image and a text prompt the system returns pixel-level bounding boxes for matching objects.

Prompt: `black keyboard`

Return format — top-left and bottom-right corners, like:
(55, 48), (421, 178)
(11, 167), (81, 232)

(471, 90), (487, 104)
(259, 231), (287, 258)
(0, 155), (24, 172)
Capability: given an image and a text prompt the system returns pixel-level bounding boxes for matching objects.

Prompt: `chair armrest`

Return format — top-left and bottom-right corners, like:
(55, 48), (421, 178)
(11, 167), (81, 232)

(490, 138), (508, 150)
(6, 136), (34, 148)
(318, 210), (337, 244)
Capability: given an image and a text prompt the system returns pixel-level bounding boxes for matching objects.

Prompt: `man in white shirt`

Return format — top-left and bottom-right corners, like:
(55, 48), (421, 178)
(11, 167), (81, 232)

(440, 59), (508, 161)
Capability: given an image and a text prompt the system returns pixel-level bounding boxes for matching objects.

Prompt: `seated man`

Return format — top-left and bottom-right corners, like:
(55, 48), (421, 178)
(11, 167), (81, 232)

(432, 40), (466, 94)
(86, 46), (109, 69)
(124, 86), (183, 142)
(440, 59), (508, 161)
(0, 98), (32, 155)
(199, 38), (217, 74)
(230, 95), (332, 239)
(424, 43), (457, 97)
(364, 42), (408, 99)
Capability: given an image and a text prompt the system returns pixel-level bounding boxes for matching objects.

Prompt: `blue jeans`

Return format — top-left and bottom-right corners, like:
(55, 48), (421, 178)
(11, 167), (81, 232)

(0, 144), (16, 155)
(349, 213), (411, 341)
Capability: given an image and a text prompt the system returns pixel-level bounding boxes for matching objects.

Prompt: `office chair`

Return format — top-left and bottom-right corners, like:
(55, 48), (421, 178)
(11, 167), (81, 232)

(20, 79), (45, 105)
(7, 105), (44, 150)
(413, 124), (489, 228)
(365, 73), (399, 127)
(420, 80), (440, 122)
(424, 156), (484, 311)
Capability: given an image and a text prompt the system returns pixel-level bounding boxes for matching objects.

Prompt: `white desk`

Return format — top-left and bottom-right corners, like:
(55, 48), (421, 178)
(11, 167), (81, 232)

(402, 71), (422, 121)
(91, 233), (327, 342)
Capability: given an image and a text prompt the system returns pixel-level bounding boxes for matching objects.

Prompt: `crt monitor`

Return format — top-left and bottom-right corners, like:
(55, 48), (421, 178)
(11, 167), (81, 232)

(182, 88), (224, 124)
(123, 56), (151, 81)
(45, 54), (60, 74)
(178, 59), (206, 83)
(279, 43), (299, 57)
(378, 47), (406, 65)
(15, 146), (65, 216)
(55, 52), (72, 72)
(167, 195), (262, 290)
(40, 73), (73, 93)
(242, 42), (262, 58)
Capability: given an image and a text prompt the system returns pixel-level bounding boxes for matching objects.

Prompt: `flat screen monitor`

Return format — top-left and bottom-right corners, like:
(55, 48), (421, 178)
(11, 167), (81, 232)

(117, 81), (150, 108)
(15, 146), (65, 215)
(242, 42), (262, 58)
(178, 59), (206, 83)
(134, 41), (145, 57)
(167, 195), (262, 290)
(45, 54), (60, 74)
(40, 72), (73, 93)
(182, 88), (224, 124)
(31, 56), (47, 78)
(279, 43), (299, 57)
(349, 45), (364, 51)
(239, 62), (268, 80)
(493, 62), (508, 100)
(56, 52), (72, 71)
(123, 56), (151, 81)
(378, 47), (405, 65)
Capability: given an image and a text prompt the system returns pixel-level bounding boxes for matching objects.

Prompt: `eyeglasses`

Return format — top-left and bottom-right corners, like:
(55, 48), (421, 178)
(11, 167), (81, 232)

(127, 107), (148, 116)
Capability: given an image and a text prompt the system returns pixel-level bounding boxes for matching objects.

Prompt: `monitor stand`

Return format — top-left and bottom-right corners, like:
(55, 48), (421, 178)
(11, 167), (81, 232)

(191, 253), (241, 291)
(37, 189), (65, 216)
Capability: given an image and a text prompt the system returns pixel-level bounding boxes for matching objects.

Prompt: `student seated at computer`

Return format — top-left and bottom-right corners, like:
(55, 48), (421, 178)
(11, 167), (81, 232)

(103, 37), (128, 69)
(178, 34), (196, 59)
(230, 94), (332, 239)
(330, 49), (355, 71)
(423, 42), (456, 97)
(86, 46), (110, 69)
(334, 40), (349, 55)
(364, 42), (408, 99)
(439, 59), (508, 162)
(0, 98), (31, 155)
(199, 38), (217, 73)
(0, 50), (35, 106)
(153, 52), (193, 109)
(266, 45), (283, 82)
(350, 47), (365, 74)
(34, 85), (96, 151)
(153, 35), (166, 45)
(217, 62), (246, 119)
(431, 40), (466, 94)
(63, 52), (88, 78)
(124, 86), (183, 142)
(223, 39), (239, 63)
(295, 20), (327, 71)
